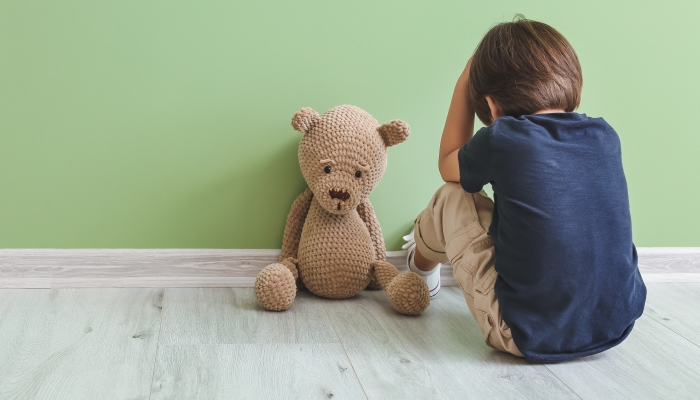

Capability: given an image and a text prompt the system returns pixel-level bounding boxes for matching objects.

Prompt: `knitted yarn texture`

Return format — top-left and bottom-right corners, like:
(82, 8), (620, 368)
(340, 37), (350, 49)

(254, 105), (430, 315)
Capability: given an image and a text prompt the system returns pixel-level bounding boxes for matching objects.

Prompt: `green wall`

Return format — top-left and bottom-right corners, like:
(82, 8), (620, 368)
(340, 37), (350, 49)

(1, 1), (698, 250)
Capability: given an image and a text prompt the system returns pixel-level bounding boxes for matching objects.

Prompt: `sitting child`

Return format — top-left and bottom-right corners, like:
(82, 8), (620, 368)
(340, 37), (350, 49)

(403, 16), (647, 362)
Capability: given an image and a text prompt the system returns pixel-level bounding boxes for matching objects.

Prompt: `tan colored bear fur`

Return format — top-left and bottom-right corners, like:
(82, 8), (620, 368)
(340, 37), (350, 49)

(254, 105), (430, 315)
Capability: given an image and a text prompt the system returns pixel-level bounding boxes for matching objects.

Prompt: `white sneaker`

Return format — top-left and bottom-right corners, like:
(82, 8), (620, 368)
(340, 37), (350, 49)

(402, 230), (441, 298)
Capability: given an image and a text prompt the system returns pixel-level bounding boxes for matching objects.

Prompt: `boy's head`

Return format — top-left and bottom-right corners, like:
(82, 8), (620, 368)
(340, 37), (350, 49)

(469, 16), (583, 125)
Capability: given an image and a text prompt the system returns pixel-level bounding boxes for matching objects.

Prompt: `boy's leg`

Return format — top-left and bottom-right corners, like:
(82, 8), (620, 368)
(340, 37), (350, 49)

(404, 230), (442, 298)
(413, 248), (438, 271)
(413, 183), (522, 357)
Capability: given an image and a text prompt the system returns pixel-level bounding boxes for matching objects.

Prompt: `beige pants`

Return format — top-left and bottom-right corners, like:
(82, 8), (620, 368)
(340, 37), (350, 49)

(414, 183), (523, 357)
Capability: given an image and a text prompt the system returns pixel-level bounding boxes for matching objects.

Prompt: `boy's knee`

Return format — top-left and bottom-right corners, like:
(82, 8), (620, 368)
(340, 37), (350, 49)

(436, 182), (463, 196)
(433, 182), (467, 208)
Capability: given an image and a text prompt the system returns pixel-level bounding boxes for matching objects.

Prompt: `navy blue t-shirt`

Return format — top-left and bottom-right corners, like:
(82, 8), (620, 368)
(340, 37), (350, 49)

(458, 113), (646, 363)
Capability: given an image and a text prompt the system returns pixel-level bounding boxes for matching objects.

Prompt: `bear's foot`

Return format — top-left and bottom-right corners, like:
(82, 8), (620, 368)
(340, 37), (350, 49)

(386, 272), (430, 315)
(372, 261), (430, 315)
(255, 263), (297, 311)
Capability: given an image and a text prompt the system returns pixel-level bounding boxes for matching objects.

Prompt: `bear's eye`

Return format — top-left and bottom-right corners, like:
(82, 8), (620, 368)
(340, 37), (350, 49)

(355, 170), (362, 178)
(324, 166), (331, 174)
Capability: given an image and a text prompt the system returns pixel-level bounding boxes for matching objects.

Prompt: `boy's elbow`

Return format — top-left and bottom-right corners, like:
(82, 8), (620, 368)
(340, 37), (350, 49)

(438, 153), (461, 183)
(438, 159), (459, 183)
(438, 158), (447, 182)
(437, 162), (448, 182)
(440, 171), (460, 184)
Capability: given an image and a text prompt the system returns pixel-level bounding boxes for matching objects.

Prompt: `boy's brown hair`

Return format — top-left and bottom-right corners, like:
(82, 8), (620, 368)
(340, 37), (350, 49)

(469, 15), (583, 125)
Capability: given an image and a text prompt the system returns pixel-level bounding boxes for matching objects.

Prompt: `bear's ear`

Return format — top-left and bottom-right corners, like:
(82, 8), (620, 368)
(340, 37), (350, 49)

(291, 107), (320, 134)
(377, 120), (410, 147)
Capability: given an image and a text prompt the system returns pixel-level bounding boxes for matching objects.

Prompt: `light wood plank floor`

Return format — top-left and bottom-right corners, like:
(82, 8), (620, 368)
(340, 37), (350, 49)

(1, 284), (699, 400)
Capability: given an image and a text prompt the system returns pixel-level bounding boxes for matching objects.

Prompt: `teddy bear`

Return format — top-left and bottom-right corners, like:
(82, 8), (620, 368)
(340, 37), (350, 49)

(254, 105), (430, 315)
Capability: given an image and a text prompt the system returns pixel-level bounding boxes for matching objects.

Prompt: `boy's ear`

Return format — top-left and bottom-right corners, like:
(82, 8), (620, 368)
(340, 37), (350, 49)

(291, 107), (320, 134)
(377, 120), (410, 147)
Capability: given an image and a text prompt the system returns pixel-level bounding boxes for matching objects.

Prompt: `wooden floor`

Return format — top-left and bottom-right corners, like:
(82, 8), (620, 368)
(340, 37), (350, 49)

(0, 284), (699, 399)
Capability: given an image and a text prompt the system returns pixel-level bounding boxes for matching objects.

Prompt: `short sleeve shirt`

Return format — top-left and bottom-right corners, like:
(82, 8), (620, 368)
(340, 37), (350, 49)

(457, 113), (647, 362)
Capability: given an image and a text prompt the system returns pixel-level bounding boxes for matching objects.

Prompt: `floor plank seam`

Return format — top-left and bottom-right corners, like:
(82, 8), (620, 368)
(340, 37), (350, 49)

(322, 302), (370, 400)
(147, 289), (166, 400)
(642, 310), (700, 350)
(543, 365), (584, 400)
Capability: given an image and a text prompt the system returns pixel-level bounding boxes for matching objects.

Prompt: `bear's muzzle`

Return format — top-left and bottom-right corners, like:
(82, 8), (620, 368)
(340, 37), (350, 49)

(329, 189), (350, 201)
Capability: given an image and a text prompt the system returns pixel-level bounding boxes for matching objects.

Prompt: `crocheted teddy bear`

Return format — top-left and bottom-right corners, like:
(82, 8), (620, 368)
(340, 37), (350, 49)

(254, 105), (430, 315)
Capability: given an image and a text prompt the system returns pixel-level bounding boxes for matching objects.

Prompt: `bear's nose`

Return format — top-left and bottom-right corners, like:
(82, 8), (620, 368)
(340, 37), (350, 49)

(329, 189), (350, 201)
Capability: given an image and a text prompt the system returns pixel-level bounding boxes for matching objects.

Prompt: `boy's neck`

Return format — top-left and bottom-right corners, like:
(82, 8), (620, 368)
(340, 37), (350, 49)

(533, 108), (566, 114)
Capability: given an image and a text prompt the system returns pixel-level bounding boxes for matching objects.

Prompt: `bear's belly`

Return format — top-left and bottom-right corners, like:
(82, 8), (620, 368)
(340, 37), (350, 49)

(297, 205), (374, 299)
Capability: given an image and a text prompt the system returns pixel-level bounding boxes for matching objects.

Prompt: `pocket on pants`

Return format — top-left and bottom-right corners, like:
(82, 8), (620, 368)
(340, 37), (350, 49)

(445, 221), (485, 265)
(453, 262), (474, 291)
(475, 310), (496, 349)
(474, 265), (497, 296)
(461, 237), (494, 275)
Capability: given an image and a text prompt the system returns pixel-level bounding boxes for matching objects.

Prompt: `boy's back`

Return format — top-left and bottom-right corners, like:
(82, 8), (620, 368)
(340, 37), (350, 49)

(406, 16), (646, 362)
(459, 112), (647, 362)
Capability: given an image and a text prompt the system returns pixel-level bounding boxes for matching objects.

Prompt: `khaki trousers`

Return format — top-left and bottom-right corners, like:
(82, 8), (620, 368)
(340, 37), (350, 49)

(414, 183), (522, 357)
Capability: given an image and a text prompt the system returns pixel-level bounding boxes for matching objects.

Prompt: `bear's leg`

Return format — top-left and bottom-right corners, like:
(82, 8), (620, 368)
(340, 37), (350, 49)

(255, 258), (298, 311)
(372, 260), (430, 315)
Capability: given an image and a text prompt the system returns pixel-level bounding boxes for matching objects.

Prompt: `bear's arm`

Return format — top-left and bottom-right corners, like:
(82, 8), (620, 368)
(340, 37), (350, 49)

(356, 199), (387, 262)
(279, 187), (314, 262)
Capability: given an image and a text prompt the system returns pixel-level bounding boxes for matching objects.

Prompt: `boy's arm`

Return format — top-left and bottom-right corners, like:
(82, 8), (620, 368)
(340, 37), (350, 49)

(438, 58), (476, 183)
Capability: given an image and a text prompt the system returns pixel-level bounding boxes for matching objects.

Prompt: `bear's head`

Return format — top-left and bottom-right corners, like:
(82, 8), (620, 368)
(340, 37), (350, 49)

(292, 105), (409, 215)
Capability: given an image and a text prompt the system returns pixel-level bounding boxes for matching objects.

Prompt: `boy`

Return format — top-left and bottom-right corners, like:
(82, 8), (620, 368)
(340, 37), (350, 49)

(403, 16), (646, 362)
